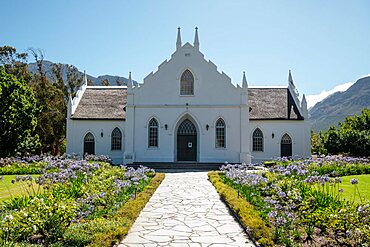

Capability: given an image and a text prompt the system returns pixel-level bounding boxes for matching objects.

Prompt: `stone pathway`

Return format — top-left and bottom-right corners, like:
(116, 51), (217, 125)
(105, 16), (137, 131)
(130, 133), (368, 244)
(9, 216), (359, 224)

(119, 172), (255, 247)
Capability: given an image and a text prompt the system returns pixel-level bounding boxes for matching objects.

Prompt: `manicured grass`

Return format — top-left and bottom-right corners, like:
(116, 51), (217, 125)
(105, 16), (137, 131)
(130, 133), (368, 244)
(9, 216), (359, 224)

(340, 174), (370, 204)
(0, 175), (40, 201)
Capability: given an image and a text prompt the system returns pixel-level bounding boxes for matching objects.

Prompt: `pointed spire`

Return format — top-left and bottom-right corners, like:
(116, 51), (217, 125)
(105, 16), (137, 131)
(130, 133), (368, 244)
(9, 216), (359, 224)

(288, 69), (294, 85)
(176, 27), (182, 50)
(194, 27), (199, 49)
(128, 72), (132, 88)
(83, 70), (87, 86)
(242, 71), (248, 88)
(301, 94), (308, 117)
(302, 94), (306, 103)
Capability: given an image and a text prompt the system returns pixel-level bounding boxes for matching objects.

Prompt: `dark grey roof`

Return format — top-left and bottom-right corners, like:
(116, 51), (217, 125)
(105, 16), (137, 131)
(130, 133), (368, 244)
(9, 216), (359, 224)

(248, 88), (303, 120)
(71, 87), (303, 120)
(71, 88), (127, 120)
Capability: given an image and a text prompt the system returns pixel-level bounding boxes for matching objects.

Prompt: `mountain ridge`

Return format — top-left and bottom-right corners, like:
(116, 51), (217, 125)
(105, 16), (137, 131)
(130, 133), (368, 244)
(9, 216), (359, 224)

(309, 76), (370, 131)
(27, 60), (138, 86)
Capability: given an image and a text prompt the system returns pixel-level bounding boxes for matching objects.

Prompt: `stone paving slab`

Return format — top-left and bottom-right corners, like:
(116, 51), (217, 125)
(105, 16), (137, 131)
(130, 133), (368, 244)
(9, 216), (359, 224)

(118, 172), (255, 247)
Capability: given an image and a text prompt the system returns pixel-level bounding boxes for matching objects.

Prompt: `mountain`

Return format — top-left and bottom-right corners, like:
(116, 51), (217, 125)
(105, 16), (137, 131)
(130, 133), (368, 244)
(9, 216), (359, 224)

(27, 60), (137, 86)
(309, 76), (370, 132)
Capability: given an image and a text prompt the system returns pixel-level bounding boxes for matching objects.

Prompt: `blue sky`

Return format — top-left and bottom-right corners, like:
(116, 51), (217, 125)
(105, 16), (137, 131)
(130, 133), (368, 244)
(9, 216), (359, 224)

(1, 0), (370, 107)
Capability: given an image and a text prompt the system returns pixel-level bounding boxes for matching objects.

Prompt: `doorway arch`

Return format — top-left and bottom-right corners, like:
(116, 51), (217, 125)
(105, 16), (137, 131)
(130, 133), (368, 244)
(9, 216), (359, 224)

(84, 132), (95, 155)
(176, 119), (198, 162)
(280, 133), (292, 157)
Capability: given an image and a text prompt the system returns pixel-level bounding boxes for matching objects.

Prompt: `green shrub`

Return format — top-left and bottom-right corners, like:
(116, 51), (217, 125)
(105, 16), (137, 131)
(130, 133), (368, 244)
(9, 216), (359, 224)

(62, 173), (165, 247)
(0, 195), (77, 245)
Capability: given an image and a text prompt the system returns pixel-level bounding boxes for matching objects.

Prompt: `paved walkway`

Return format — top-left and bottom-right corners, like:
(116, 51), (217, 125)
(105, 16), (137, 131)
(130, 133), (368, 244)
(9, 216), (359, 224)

(119, 172), (255, 247)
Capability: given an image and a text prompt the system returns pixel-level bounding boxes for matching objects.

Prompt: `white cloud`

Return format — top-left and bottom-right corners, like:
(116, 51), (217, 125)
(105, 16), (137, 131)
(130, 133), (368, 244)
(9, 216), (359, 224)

(306, 81), (355, 109)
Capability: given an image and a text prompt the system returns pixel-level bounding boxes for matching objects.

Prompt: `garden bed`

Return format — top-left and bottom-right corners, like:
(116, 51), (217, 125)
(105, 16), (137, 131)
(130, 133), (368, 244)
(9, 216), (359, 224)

(211, 156), (370, 246)
(0, 156), (165, 246)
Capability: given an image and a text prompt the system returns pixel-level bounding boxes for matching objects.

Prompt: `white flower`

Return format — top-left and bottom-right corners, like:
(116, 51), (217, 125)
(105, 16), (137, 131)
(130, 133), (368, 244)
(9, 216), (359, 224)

(4, 214), (13, 221)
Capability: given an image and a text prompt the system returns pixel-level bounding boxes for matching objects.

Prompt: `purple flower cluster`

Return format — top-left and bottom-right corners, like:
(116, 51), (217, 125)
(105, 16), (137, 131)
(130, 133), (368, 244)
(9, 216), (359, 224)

(84, 154), (112, 163)
(271, 162), (309, 177)
(350, 178), (359, 185)
(223, 164), (267, 186)
(35, 159), (100, 185)
(15, 175), (34, 182)
(304, 155), (370, 167)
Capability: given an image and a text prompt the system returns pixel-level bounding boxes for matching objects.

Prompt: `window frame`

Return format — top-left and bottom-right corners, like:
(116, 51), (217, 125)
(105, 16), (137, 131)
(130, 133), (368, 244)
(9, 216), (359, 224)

(252, 128), (264, 152)
(215, 118), (226, 148)
(180, 69), (194, 96)
(148, 118), (159, 148)
(111, 127), (122, 151)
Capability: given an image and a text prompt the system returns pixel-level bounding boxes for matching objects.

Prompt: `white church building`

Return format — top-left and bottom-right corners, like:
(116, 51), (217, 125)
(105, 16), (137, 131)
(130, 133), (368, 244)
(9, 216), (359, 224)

(66, 28), (311, 165)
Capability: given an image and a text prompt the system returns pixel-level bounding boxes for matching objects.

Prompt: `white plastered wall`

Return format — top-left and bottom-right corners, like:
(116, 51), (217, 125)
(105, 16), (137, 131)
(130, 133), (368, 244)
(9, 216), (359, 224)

(124, 42), (250, 164)
(66, 119), (125, 164)
(250, 120), (311, 163)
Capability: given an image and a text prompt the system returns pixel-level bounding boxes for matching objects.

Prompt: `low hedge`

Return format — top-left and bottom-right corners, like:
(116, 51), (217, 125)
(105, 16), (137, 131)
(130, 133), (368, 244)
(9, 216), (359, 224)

(208, 171), (273, 247)
(63, 173), (165, 247)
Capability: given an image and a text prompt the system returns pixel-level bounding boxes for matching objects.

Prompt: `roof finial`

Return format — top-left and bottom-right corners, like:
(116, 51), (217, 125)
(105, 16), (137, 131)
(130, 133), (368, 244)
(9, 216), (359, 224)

(176, 27), (182, 50)
(128, 72), (132, 88)
(242, 71), (248, 88)
(194, 27), (199, 49)
(301, 94), (308, 117)
(83, 70), (87, 86)
(288, 69), (294, 85)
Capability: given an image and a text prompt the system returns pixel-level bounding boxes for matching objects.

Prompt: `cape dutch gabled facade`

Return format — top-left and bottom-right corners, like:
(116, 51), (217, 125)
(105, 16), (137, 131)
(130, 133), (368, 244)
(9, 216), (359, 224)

(66, 28), (311, 164)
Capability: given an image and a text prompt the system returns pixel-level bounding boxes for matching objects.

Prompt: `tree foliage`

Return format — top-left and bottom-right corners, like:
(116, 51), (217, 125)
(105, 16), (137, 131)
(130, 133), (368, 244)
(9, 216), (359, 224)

(101, 78), (110, 86)
(0, 46), (31, 81)
(310, 130), (326, 155)
(0, 67), (40, 157)
(312, 109), (370, 156)
(28, 49), (66, 155)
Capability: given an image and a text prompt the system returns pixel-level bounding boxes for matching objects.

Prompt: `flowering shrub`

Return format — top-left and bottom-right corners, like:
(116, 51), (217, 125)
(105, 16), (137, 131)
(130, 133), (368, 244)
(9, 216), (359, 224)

(221, 157), (370, 246)
(0, 157), (155, 246)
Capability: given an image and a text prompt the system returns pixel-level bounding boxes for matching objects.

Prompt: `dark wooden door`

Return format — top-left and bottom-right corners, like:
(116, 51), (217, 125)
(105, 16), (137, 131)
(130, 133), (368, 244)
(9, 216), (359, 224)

(177, 135), (197, 161)
(280, 134), (292, 157)
(84, 142), (95, 155)
(84, 133), (95, 155)
(281, 143), (292, 157)
(177, 119), (197, 162)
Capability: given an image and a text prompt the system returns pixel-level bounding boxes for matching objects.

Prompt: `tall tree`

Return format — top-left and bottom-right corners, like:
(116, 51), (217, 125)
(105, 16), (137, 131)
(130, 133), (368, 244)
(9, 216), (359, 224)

(66, 65), (83, 98)
(29, 49), (66, 155)
(115, 77), (122, 86)
(101, 78), (109, 86)
(0, 46), (31, 81)
(0, 67), (40, 157)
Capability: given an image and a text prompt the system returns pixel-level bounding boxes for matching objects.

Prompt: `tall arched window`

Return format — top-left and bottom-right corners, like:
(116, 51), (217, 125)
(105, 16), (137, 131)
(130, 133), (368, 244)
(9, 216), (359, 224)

(111, 127), (122, 150)
(252, 128), (263, 151)
(84, 132), (95, 155)
(180, 69), (194, 95)
(215, 118), (226, 148)
(148, 118), (159, 148)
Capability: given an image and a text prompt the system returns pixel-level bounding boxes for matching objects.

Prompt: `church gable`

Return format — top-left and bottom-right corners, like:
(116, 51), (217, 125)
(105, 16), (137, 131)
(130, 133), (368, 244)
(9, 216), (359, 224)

(132, 28), (241, 106)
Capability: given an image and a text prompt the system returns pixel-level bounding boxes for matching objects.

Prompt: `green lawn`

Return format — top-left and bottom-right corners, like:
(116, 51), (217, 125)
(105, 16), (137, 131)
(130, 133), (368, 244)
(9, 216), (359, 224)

(0, 175), (41, 201)
(340, 174), (370, 204)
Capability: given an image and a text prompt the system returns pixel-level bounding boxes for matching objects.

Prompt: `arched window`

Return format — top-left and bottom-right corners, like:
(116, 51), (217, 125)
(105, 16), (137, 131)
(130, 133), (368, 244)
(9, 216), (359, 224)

(180, 69), (194, 95)
(84, 132), (95, 155)
(281, 133), (292, 157)
(148, 118), (159, 148)
(252, 128), (263, 151)
(111, 127), (122, 150)
(215, 118), (226, 148)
